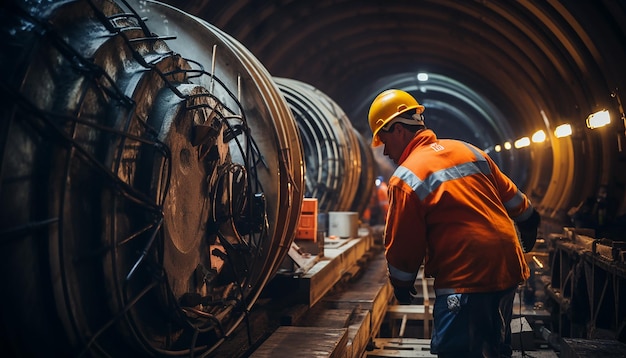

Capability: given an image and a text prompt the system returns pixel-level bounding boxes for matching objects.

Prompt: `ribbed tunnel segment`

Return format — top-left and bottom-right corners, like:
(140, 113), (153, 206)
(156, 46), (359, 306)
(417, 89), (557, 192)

(275, 77), (375, 215)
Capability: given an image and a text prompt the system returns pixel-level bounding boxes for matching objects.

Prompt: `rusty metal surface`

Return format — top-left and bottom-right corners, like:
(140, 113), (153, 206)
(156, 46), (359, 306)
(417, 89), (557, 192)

(546, 230), (626, 346)
(0, 0), (304, 355)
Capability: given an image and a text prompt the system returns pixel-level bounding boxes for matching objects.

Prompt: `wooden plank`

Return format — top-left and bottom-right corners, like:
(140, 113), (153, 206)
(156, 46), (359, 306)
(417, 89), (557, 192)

(386, 305), (433, 320)
(300, 236), (373, 306)
(366, 338), (436, 357)
(299, 308), (354, 328)
(251, 326), (348, 358)
(323, 252), (393, 340)
(375, 338), (432, 346)
(291, 304), (373, 358)
(371, 281), (394, 338)
(301, 260), (341, 306)
(343, 310), (371, 358)
(324, 234), (372, 262)
(324, 253), (390, 309)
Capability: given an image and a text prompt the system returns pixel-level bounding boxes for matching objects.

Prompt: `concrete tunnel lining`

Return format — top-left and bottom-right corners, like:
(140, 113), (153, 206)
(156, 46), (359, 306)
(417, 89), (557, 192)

(164, 0), (626, 219)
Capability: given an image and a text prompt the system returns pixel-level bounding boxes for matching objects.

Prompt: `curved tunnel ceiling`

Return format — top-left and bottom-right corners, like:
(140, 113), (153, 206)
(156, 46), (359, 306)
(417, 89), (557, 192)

(163, 0), (626, 220)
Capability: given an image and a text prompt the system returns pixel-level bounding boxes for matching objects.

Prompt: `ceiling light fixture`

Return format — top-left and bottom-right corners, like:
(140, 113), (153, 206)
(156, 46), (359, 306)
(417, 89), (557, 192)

(554, 124), (572, 138)
(586, 109), (611, 129)
(514, 137), (531, 148)
(531, 130), (546, 143)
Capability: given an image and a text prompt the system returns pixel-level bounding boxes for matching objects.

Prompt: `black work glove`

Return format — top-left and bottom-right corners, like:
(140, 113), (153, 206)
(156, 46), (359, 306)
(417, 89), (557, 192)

(394, 285), (418, 305)
(517, 208), (541, 253)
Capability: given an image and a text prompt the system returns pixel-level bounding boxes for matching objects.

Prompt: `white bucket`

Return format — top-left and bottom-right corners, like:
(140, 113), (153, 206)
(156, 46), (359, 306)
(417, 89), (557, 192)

(328, 211), (359, 238)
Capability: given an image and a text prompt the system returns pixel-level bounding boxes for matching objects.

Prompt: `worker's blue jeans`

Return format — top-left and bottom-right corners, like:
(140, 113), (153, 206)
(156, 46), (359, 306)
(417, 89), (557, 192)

(430, 286), (517, 358)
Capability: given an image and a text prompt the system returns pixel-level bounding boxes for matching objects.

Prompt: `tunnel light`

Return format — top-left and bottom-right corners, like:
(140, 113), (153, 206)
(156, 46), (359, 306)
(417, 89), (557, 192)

(503, 141), (512, 150)
(554, 124), (572, 138)
(531, 130), (546, 143)
(494, 144), (502, 152)
(417, 73), (429, 81)
(514, 137), (531, 148)
(586, 109), (611, 129)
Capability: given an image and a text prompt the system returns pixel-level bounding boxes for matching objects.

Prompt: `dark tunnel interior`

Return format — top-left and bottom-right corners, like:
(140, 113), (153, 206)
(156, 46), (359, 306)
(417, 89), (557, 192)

(1, 1), (626, 356)
(163, 0), (626, 226)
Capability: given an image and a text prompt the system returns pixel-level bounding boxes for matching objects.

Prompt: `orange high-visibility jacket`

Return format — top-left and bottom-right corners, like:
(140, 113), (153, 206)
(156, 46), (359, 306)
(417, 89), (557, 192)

(385, 130), (531, 293)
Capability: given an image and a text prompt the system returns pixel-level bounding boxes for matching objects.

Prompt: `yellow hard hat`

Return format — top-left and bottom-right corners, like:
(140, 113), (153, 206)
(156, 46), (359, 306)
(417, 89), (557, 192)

(367, 89), (425, 147)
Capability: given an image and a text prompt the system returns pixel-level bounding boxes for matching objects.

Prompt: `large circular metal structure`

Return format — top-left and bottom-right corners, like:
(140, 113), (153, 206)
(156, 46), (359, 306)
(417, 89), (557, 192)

(0, 0), (303, 356)
(275, 77), (374, 214)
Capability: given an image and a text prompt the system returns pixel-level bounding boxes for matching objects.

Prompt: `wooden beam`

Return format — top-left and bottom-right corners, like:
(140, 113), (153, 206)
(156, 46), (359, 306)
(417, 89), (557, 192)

(250, 326), (348, 358)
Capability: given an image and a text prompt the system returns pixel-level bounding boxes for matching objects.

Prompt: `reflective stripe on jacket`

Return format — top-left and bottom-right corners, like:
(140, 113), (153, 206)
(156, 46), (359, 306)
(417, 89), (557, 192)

(384, 129), (531, 293)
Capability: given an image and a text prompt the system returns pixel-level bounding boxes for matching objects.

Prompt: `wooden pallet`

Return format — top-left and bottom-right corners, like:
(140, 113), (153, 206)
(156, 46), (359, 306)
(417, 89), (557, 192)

(253, 234), (393, 358)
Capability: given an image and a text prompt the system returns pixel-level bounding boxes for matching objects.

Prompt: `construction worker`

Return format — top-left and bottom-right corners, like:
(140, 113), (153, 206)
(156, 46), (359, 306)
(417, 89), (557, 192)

(367, 89), (540, 358)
